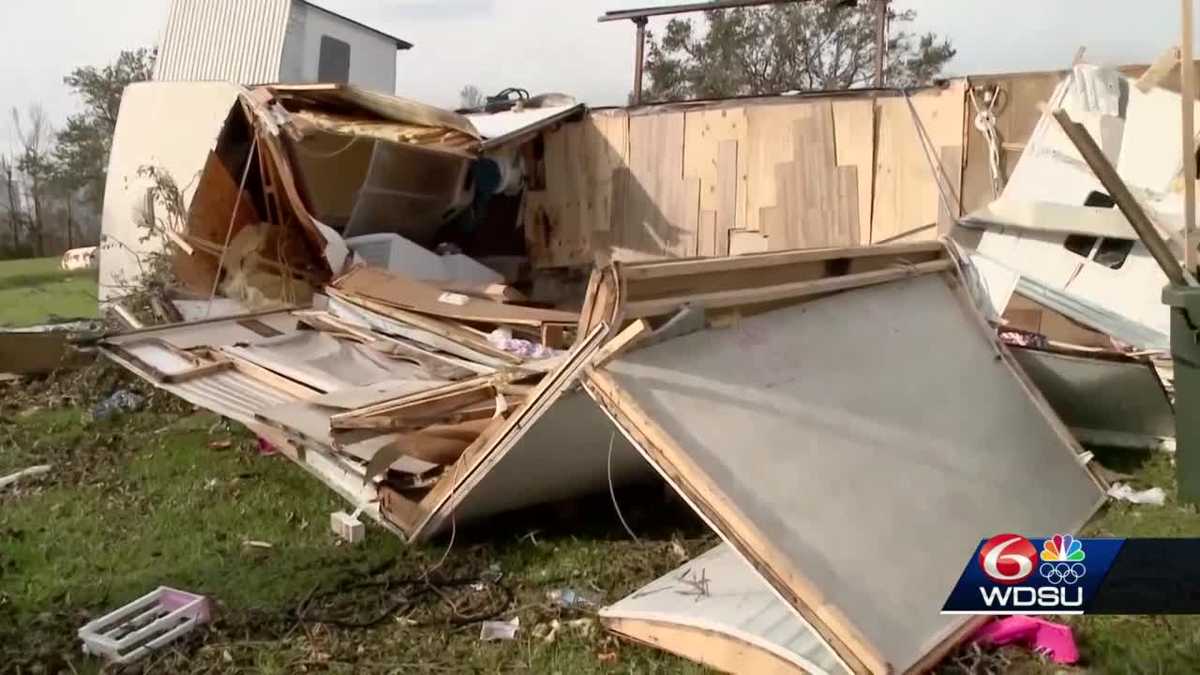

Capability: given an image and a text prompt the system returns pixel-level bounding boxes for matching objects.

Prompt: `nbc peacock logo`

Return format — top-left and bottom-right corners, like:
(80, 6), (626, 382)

(1039, 534), (1086, 585)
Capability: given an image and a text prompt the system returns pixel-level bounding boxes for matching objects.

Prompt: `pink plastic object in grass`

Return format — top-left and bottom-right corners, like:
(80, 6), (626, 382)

(971, 615), (1079, 664)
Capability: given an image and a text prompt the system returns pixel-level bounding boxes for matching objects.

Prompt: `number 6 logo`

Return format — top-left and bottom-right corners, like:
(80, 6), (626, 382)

(978, 534), (1037, 584)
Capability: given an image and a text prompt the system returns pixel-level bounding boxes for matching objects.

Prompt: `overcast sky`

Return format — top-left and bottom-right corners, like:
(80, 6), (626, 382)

(2, 0), (1198, 153)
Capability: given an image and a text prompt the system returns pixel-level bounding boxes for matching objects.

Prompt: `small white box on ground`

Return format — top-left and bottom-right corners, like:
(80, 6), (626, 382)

(331, 511), (365, 544)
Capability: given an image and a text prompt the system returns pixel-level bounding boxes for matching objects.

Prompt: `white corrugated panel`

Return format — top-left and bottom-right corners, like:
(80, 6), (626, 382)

(601, 544), (847, 674)
(154, 0), (292, 83)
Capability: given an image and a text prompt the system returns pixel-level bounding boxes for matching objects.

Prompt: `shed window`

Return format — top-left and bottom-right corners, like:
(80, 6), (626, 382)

(318, 36), (351, 83)
(1062, 234), (1133, 270)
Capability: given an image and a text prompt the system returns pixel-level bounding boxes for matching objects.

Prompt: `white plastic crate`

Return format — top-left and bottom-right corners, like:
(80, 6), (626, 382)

(78, 586), (211, 664)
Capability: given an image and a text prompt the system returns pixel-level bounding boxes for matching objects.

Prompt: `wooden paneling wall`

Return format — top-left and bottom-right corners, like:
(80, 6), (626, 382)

(525, 84), (967, 268)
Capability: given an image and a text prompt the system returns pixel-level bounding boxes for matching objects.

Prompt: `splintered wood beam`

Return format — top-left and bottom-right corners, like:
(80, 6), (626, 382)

(591, 319), (652, 368)
(619, 241), (943, 281)
(622, 259), (953, 319)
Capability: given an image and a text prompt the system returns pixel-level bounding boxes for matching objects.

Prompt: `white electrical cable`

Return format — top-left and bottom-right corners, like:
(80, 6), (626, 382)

(969, 86), (1005, 199)
(607, 431), (640, 542)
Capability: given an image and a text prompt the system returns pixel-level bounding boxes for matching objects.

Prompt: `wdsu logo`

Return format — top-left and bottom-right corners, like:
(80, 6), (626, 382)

(943, 533), (1107, 615)
(978, 534), (1085, 609)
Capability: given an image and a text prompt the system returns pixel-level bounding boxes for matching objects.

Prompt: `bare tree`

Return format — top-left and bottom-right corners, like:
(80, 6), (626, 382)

(459, 84), (485, 110)
(12, 105), (54, 257)
(0, 155), (24, 251)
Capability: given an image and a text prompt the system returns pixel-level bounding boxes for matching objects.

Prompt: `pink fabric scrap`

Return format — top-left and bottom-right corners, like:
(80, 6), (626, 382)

(256, 436), (279, 456)
(971, 615), (1079, 664)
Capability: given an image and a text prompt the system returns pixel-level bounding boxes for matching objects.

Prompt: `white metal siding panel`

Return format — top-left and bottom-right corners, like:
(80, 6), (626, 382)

(98, 81), (241, 302)
(297, 5), (396, 92)
(278, 1), (308, 83)
(154, 0), (291, 83)
(601, 544), (847, 675)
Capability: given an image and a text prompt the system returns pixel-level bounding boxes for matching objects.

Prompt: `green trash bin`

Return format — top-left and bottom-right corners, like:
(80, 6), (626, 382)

(1164, 284), (1200, 503)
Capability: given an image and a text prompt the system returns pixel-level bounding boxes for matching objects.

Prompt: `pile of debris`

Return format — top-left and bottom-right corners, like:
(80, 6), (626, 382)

(87, 59), (1190, 673)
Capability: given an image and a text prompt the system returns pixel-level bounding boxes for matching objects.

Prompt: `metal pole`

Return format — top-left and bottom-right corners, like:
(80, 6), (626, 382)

(1183, 0), (1196, 273)
(633, 17), (648, 104)
(873, 0), (887, 87)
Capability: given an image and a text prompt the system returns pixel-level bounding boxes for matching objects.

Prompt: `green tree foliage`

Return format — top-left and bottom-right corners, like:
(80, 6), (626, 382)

(643, 1), (956, 102)
(53, 48), (156, 210)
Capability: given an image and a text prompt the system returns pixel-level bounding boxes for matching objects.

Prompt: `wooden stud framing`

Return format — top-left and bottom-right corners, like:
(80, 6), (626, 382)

(623, 259), (952, 319)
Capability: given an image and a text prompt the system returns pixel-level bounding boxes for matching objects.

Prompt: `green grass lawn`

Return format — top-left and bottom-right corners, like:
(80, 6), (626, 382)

(2, 368), (1199, 673)
(0, 256), (99, 327)
(0, 370), (712, 674)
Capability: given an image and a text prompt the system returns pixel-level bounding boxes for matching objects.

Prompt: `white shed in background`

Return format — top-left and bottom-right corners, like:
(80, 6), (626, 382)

(154, 0), (410, 93)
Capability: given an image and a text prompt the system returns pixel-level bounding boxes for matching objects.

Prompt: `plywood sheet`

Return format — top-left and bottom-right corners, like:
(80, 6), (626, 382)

(617, 112), (698, 258)
(602, 543), (847, 675)
(715, 139), (739, 256)
(599, 274), (1102, 672)
(525, 111), (629, 268)
(760, 103), (860, 250)
(872, 85), (966, 243)
(683, 108), (747, 256)
(698, 210), (718, 257)
(728, 229), (770, 255)
(176, 152), (261, 294)
(744, 103), (808, 233)
(833, 100), (876, 244)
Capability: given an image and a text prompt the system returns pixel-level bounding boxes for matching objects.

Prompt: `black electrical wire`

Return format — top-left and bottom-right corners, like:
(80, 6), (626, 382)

(288, 574), (514, 631)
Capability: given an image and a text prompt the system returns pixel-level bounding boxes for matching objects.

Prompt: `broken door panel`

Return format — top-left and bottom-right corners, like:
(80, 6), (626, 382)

(586, 273), (1105, 673)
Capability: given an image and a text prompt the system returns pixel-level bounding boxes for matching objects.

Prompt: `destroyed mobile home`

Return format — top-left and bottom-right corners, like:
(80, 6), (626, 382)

(87, 60), (1192, 673)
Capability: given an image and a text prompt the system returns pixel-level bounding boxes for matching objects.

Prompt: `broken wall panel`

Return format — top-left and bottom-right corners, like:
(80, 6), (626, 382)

(103, 310), (301, 350)
(223, 330), (429, 392)
(1011, 346), (1175, 450)
(871, 83), (966, 244)
(683, 107), (747, 256)
(971, 230), (1172, 349)
(407, 323), (615, 539)
(99, 81), (242, 302)
(601, 543), (847, 675)
(175, 152), (262, 294)
(961, 70), (1072, 213)
(758, 102), (860, 250)
(524, 110), (629, 268)
(586, 272), (1104, 673)
(958, 61), (1198, 214)
(432, 391), (652, 526)
(615, 111), (700, 260)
